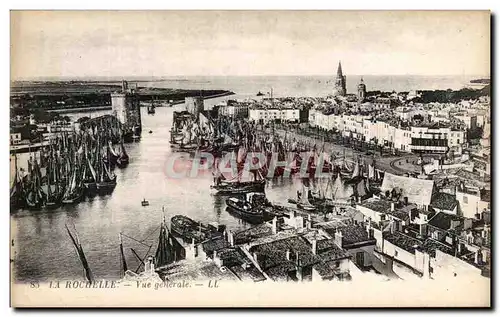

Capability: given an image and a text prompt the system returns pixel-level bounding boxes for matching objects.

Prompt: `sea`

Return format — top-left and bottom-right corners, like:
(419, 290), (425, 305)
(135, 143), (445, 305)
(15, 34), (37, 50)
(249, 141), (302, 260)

(10, 75), (481, 282)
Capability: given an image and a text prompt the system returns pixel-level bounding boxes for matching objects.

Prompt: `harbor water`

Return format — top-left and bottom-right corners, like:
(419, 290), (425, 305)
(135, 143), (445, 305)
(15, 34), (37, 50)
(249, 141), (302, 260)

(11, 106), (306, 282)
(11, 75), (475, 282)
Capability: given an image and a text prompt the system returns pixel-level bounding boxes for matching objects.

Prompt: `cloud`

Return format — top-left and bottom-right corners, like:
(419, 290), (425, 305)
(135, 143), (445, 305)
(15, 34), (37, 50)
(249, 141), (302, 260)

(11, 11), (490, 78)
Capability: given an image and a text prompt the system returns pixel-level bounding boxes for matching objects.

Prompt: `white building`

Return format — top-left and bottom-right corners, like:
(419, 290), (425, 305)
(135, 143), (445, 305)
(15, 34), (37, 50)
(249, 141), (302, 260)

(249, 107), (300, 124)
(219, 103), (249, 119)
(10, 133), (21, 145)
(456, 186), (490, 219)
(410, 126), (466, 154)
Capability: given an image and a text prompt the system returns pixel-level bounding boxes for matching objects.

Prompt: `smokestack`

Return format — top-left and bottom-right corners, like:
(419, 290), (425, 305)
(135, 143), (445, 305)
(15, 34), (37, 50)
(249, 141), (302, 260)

(391, 202), (395, 211)
(312, 239), (318, 255)
(286, 249), (291, 261)
(307, 214), (312, 230)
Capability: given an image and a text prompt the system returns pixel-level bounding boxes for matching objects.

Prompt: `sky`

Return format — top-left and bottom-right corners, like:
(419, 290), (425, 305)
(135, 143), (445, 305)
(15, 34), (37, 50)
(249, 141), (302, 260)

(10, 11), (491, 79)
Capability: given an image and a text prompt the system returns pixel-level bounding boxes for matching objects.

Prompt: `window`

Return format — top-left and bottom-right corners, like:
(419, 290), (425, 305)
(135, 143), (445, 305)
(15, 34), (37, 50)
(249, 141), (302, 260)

(463, 196), (468, 204)
(457, 139), (460, 144)
(394, 250), (399, 257)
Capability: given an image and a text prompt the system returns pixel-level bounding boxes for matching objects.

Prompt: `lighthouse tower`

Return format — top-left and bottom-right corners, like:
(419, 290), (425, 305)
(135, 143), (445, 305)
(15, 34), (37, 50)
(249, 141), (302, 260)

(333, 61), (347, 96)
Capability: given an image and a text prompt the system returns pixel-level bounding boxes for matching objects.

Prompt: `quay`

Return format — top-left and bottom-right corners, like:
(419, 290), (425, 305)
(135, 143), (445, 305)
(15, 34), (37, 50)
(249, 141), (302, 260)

(256, 125), (420, 176)
(46, 106), (112, 114)
(10, 141), (49, 154)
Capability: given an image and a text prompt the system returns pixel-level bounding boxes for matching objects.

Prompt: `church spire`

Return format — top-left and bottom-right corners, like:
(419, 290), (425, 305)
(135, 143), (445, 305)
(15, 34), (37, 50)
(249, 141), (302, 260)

(336, 61), (343, 77)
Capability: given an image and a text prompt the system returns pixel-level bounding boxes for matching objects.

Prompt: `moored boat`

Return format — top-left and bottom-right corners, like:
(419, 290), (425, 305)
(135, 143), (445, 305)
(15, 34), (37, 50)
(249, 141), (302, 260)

(225, 192), (283, 224)
(170, 215), (224, 244)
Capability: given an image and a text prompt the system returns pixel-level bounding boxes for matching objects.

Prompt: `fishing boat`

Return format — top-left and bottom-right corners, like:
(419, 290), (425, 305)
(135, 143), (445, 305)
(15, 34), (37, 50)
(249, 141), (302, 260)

(147, 102), (156, 115)
(10, 155), (25, 211)
(103, 141), (119, 167)
(116, 141), (129, 168)
(96, 141), (117, 195)
(288, 182), (317, 212)
(170, 215), (224, 244)
(25, 157), (46, 210)
(62, 167), (85, 205)
(83, 152), (97, 194)
(45, 160), (63, 209)
(225, 192), (278, 224)
(211, 178), (266, 195)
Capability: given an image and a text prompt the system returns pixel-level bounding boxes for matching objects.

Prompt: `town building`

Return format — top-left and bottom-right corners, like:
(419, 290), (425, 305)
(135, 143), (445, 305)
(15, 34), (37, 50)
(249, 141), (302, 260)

(248, 106), (300, 124)
(218, 100), (249, 119)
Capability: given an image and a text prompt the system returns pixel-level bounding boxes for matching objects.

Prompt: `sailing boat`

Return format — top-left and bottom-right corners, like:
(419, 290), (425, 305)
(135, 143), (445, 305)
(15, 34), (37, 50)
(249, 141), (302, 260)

(296, 182), (317, 211)
(116, 139), (129, 168)
(10, 155), (25, 210)
(104, 141), (119, 167)
(331, 174), (354, 203)
(83, 150), (97, 193)
(96, 137), (117, 195)
(25, 155), (46, 210)
(46, 156), (63, 209)
(210, 156), (266, 194)
(339, 149), (353, 178)
(62, 155), (85, 204)
(147, 99), (156, 115)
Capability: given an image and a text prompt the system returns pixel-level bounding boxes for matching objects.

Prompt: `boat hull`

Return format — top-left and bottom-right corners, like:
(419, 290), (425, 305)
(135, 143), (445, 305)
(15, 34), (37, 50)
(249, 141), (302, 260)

(96, 181), (117, 195)
(170, 215), (222, 244)
(211, 180), (266, 195)
(62, 189), (85, 205)
(225, 199), (269, 224)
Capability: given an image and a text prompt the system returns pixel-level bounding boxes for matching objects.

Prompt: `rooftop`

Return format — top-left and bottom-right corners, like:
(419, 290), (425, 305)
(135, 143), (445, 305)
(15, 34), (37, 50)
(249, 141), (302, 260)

(157, 260), (240, 282)
(430, 192), (458, 212)
(427, 212), (464, 232)
(381, 173), (435, 206)
(233, 223), (273, 245)
(384, 232), (422, 254)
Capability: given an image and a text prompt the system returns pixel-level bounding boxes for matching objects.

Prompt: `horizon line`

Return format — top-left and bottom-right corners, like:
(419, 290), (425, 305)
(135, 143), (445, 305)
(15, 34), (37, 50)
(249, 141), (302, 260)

(11, 73), (490, 81)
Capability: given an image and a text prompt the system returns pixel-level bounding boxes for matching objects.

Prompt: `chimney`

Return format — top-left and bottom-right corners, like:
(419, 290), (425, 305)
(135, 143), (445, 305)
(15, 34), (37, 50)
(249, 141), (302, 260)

(228, 230), (234, 246)
(366, 221), (374, 239)
(391, 202), (395, 211)
(307, 214), (312, 230)
(403, 197), (409, 206)
(334, 230), (343, 248)
(296, 258), (303, 282)
(312, 239), (318, 255)
(286, 249), (291, 261)
(474, 250), (481, 265)
(419, 223), (427, 238)
(389, 220), (396, 234)
(272, 217), (278, 234)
